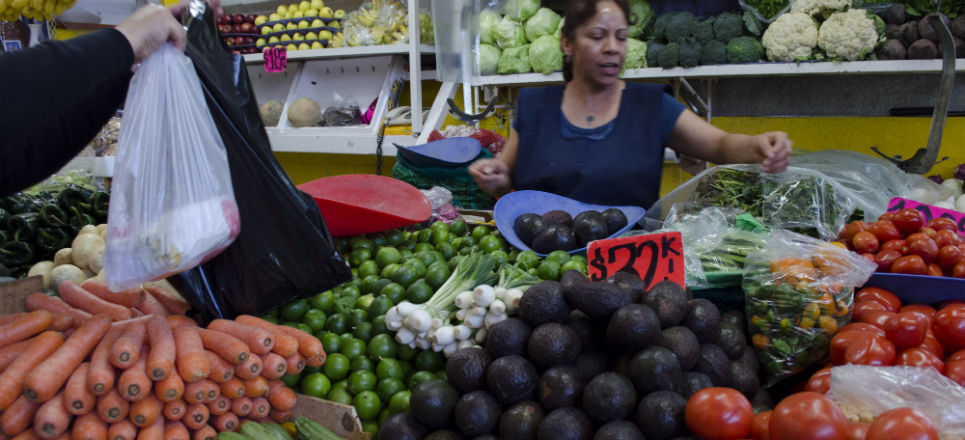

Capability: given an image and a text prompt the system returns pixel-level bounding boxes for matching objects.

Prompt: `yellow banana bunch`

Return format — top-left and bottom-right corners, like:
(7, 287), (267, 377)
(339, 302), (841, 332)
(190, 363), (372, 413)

(356, 6), (377, 26)
(0, 0), (70, 24)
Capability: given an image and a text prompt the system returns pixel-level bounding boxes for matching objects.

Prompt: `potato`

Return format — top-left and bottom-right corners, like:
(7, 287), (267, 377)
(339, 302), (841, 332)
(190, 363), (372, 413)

(54, 248), (73, 266)
(50, 264), (86, 290)
(27, 261), (55, 289)
(71, 233), (105, 270)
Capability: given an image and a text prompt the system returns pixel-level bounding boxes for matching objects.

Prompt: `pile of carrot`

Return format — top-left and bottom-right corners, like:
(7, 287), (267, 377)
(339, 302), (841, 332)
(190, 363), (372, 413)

(0, 279), (325, 440)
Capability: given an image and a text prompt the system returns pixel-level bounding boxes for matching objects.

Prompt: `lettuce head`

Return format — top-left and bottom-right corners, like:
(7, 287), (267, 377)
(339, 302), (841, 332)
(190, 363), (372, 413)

(504, 0), (539, 21)
(624, 37), (647, 69)
(627, 0), (655, 39)
(497, 45), (531, 74)
(494, 15), (527, 49)
(525, 7), (562, 42)
(477, 43), (501, 75)
(478, 10), (501, 45)
(529, 35), (562, 74)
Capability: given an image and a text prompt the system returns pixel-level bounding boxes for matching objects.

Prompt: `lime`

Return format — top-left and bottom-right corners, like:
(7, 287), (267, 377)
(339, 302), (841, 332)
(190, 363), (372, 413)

(355, 294), (375, 310)
(335, 237), (350, 253)
(450, 237), (467, 250)
(353, 322), (373, 342)
(367, 296), (393, 320)
(319, 332), (341, 354)
(403, 258), (427, 278)
(399, 360), (413, 379)
(413, 350), (445, 372)
(515, 250), (541, 270)
(413, 242), (434, 254)
(388, 390), (411, 414)
(326, 387), (353, 405)
(545, 250), (572, 265)
(349, 248), (371, 267)
(448, 256), (463, 271)
(323, 353), (350, 381)
(385, 229), (405, 246)
(417, 229), (433, 243)
(346, 309), (367, 328)
(399, 248), (413, 259)
(380, 408), (391, 425)
(396, 343), (418, 361)
(324, 314), (348, 334)
(537, 260), (562, 281)
(412, 252), (436, 269)
(430, 228), (451, 246)
(489, 250), (510, 266)
(361, 420), (380, 437)
(279, 299), (308, 322)
(448, 219), (468, 237)
(359, 275), (381, 295)
(348, 236), (373, 251)
(560, 258), (588, 276)
(458, 246), (474, 256)
(285, 322), (313, 334)
(350, 355), (374, 372)
(435, 370), (447, 382)
(434, 242), (455, 260)
(399, 240), (417, 252)
(309, 291), (335, 313)
(341, 285), (362, 302)
(372, 278), (393, 295)
(424, 263), (450, 290)
(375, 359), (405, 381)
(377, 377), (405, 402)
(367, 333), (398, 360)
(379, 282), (406, 305)
(478, 235), (505, 253)
(407, 370), (436, 390)
(570, 254), (587, 265)
(375, 247), (402, 268)
(370, 315), (388, 336)
(302, 309), (328, 333)
(331, 379), (348, 391)
(303, 365), (322, 375)
(509, 249), (519, 261)
(347, 370), (378, 394)
(430, 220), (449, 232)
(370, 233), (388, 248)
(471, 225), (490, 241)
(299, 372), (331, 398)
(281, 373), (301, 388)
(380, 263), (401, 279)
(405, 279), (433, 304)
(350, 268), (359, 278)
(390, 265), (420, 288)
(353, 391), (382, 421)
(339, 338), (367, 359)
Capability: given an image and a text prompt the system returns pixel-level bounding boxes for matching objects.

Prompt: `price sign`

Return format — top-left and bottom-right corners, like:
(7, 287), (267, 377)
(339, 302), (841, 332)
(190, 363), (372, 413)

(264, 47), (287, 73)
(887, 197), (965, 235)
(586, 231), (685, 291)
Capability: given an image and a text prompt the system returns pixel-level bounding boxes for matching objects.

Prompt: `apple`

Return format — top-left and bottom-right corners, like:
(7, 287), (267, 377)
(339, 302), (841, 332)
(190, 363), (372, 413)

(233, 13), (245, 24)
(286, 43), (297, 51)
(305, 31), (318, 40)
(318, 30), (332, 40)
(222, 14), (233, 24)
(273, 23), (285, 32)
(256, 37), (267, 47)
(261, 26), (272, 35)
(276, 5), (287, 15)
(310, 0), (323, 10)
(243, 36), (255, 45)
(293, 33), (304, 41)
(280, 34), (292, 41)
(329, 20), (340, 29)
(298, 20), (309, 29)
(298, 1), (310, 11)
(233, 36), (245, 45)
(287, 4), (298, 14)
(298, 42), (310, 50)
(268, 36), (280, 44)
(319, 6), (332, 18)
(311, 41), (324, 49)
(304, 9), (317, 17)
(310, 18), (324, 27)
(333, 9), (345, 18)
(246, 14), (257, 23)
(292, 11), (303, 18)
(223, 37), (234, 46)
(231, 24), (241, 33)
(268, 13), (281, 21)
(255, 15), (269, 26)
(286, 22), (298, 30)
(240, 22), (254, 33)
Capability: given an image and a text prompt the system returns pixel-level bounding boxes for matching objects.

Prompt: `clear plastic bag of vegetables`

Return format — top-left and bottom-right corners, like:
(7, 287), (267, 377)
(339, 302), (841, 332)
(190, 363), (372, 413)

(742, 229), (876, 385)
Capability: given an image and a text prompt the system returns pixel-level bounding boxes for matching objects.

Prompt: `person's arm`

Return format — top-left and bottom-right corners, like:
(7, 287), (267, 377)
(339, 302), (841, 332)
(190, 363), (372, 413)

(666, 109), (792, 173)
(468, 128), (519, 198)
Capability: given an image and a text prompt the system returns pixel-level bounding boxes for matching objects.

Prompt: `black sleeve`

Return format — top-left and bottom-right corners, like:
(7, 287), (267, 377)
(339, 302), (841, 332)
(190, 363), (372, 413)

(0, 28), (134, 197)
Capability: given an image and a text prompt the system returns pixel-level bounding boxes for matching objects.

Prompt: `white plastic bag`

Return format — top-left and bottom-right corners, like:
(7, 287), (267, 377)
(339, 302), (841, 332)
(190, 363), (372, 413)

(105, 44), (239, 291)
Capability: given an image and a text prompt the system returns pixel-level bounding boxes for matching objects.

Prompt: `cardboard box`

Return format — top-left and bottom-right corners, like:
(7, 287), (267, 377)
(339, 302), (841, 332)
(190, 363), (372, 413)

(0, 276), (42, 315)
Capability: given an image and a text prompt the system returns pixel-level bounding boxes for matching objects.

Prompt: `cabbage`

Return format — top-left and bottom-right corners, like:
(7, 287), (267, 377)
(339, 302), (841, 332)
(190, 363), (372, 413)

(529, 35), (562, 74)
(525, 7), (562, 42)
(478, 43), (501, 75)
(497, 45), (532, 74)
(554, 17), (564, 39)
(479, 10), (501, 45)
(504, 0), (539, 21)
(494, 16), (527, 49)
(624, 38), (648, 69)
(627, 0), (655, 39)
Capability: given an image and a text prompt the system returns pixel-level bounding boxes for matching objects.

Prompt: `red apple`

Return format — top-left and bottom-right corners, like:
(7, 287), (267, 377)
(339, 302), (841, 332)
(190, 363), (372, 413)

(234, 36), (246, 45)
(243, 36), (255, 45)
(230, 24), (240, 33)
(223, 14), (233, 24)
(240, 22), (254, 33)
(246, 14), (257, 23)
(233, 13), (245, 24)
(224, 37), (234, 46)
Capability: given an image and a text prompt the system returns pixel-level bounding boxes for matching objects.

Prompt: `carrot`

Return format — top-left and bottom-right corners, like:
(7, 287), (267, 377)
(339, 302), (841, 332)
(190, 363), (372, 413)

(58, 281), (131, 322)
(162, 399), (186, 421)
(212, 412), (239, 432)
(241, 377), (267, 399)
(259, 353), (287, 380)
(201, 380), (219, 403)
(128, 395), (160, 428)
(264, 321), (323, 360)
(305, 352), (326, 368)
(189, 425), (216, 440)
(0, 331), (64, 410)
(107, 420), (137, 440)
(204, 351), (233, 384)
(163, 421), (190, 440)
(79, 280), (144, 308)
(249, 397), (269, 420)
(87, 325), (123, 397)
(117, 345), (150, 402)
(70, 412), (107, 440)
(95, 389), (129, 424)
(1, 395), (39, 437)
(107, 316), (151, 330)
(49, 314), (73, 332)
(181, 404), (209, 431)
(12, 429), (40, 440)
(173, 327), (209, 383)
(219, 378), (245, 400)
(144, 316), (174, 381)
(269, 408), (292, 424)
(229, 397), (251, 417)
(265, 380), (296, 412)
(0, 310), (52, 349)
(182, 382), (206, 405)
(233, 316), (299, 358)
(232, 354), (262, 380)
(141, 284), (192, 316)
(206, 320), (273, 355)
(33, 392), (71, 438)
(284, 352), (306, 375)
(24, 294), (92, 325)
(109, 321), (146, 370)
(134, 414), (163, 440)
(195, 328), (249, 366)
(65, 363), (95, 416)
(165, 316), (197, 330)
(23, 314), (112, 403)
(133, 292), (168, 318)
(0, 338), (34, 371)
(153, 373), (183, 403)
(0, 312), (28, 325)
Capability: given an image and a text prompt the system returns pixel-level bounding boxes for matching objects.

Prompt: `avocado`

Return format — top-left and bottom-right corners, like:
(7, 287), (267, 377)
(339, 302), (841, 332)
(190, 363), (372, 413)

(695, 343), (732, 387)
(728, 360), (761, 400)
(582, 373), (637, 423)
(574, 351), (610, 382)
(601, 208), (629, 235)
(538, 365), (585, 410)
(378, 412), (429, 440)
(658, 326), (701, 371)
(593, 421), (645, 440)
(633, 391), (688, 440)
(572, 211), (609, 247)
(716, 321), (747, 360)
(531, 224), (577, 253)
(542, 210), (573, 226)
(627, 346), (683, 395)
(572, 210), (604, 227)
(499, 401), (544, 440)
(643, 281), (690, 328)
(485, 318), (532, 359)
(447, 347), (494, 393)
(606, 304), (661, 354)
(560, 269), (588, 292)
(487, 356), (540, 405)
(721, 309), (747, 330)
(566, 311), (601, 349)
(424, 430), (465, 440)
(605, 271), (646, 303)
(518, 281), (571, 326)
(514, 213), (548, 246)
(683, 298), (722, 343)
(454, 390), (502, 437)
(738, 344), (762, 376)
(528, 323), (581, 368)
(537, 407), (593, 440)
(564, 279), (633, 320)
(679, 372), (714, 399)
(410, 380), (460, 430)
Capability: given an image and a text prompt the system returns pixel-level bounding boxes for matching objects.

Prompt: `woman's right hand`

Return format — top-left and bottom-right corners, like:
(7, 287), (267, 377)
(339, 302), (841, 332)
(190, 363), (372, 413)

(468, 158), (512, 198)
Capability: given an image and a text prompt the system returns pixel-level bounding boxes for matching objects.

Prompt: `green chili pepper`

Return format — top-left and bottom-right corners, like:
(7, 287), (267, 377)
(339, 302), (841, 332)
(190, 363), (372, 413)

(0, 241), (34, 267)
(4, 194), (41, 214)
(68, 209), (96, 233)
(36, 227), (71, 254)
(89, 191), (110, 219)
(57, 184), (93, 213)
(0, 207), (9, 229)
(7, 212), (39, 241)
(39, 204), (69, 228)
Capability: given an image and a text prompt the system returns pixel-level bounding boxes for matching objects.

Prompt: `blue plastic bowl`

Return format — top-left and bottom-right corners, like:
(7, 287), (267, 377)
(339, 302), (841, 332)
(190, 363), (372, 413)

(494, 190), (646, 256)
(862, 273), (965, 305)
(393, 137), (482, 168)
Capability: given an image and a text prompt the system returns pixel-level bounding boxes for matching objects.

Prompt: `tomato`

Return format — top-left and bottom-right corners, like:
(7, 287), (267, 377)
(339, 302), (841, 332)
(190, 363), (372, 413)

(869, 220), (902, 243)
(932, 304), (965, 350)
(901, 304), (937, 321)
(891, 255), (928, 275)
(948, 350), (965, 361)
(852, 231), (880, 254)
(944, 359), (965, 386)
(843, 333), (896, 366)
(860, 253), (876, 265)
(804, 367), (831, 394)
(685, 387), (753, 440)
(852, 301), (888, 322)
(768, 392), (847, 440)
(751, 411), (772, 440)
(895, 347), (944, 373)
(846, 422), (870, 440)
(925, 217), (958, 232)
(919, 333), (945, 359)
(952, 260), (965, 279)
(936, 245), (963, 271)
(880, 239), (908, 254)
(878, 211), (897, 222)
(884, 312), (929, 350)
(839, 221), (870, 244)
(831, 331), (870, 365)
(934, 229), (965, 248)
(906, 236), (939, 264)
(873, 250), (902, 273)
(866, 408), (938, 440)
(839, 322), (886, 337)
(859, 310), (897, 329)
(926, 263), (943, 277)
(855, 287), (903, 312)
(891, 209), (925, 235)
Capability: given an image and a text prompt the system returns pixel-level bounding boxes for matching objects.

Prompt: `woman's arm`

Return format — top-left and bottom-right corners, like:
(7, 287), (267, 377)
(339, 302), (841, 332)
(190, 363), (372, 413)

(666, 109), (792, 173)
(468, 128), (519, 198)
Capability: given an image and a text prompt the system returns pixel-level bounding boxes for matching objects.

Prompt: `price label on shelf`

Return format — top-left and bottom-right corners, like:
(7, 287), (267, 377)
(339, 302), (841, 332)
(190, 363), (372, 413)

(887, 197), (965, 234)
(586, 231), (685, 291)
(264, 47), (287, 73)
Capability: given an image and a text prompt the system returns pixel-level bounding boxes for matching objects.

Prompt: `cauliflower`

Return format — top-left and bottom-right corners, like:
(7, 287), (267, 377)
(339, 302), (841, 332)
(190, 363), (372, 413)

(790, 0), (850, 18)
(762, 12), (818, 61)
(818, 9), (879, 61)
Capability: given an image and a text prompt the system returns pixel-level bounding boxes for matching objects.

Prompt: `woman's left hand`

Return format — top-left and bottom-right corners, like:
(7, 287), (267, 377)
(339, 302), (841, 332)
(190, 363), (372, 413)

(753, 131), (792, 173)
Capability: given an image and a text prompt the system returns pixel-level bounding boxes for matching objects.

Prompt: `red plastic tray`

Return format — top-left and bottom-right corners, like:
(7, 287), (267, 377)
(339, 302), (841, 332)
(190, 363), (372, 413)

(297, 174), (432, 237)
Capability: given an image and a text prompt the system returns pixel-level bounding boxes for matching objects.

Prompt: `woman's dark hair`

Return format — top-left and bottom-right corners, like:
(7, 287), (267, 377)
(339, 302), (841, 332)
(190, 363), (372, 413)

(561, 0), (631, 82)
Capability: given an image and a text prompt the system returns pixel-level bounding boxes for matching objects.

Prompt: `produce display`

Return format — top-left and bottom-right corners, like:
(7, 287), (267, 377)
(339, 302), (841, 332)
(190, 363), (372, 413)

(219, 13), (265, 55)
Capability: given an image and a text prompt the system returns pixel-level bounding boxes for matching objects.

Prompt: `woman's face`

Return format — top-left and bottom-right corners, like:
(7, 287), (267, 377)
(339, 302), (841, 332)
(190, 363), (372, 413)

(563, 1), (628, 87)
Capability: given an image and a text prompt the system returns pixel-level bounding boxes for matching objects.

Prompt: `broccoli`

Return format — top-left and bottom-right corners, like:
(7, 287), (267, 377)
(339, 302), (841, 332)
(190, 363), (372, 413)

(726, 36), (764, 63)
(665, 12), (696, 43)
(701, 39), (728, 65)
(658, 42), (680, 68)
(646, 40), (666, 67)
(678, 40), (702, 67)
(627, 0), (655, 39)
(714, 12), (744, 42)
(694, 18), (715, 44)
(652, 12), (675, 41)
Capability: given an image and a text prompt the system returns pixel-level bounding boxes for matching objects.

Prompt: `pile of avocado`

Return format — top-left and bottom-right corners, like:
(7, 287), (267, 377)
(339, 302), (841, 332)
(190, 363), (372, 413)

(514, 209), (628, 254)
(379, 271), (767, 440)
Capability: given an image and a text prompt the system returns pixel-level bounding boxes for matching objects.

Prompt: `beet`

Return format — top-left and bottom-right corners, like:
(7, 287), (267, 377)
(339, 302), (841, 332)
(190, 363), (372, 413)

(907, 38), (939, 59)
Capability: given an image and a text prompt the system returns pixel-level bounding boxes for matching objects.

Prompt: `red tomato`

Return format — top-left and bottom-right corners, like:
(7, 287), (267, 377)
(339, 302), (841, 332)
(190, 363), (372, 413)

(917, 226), (938, 239)
(844, 333), (896, 366)
(926, 263), (943, 277)
(831, 331), (872, 365)
(839, 221), (870, 243)
(768, 392), (847, 440)
(944, 359), (965, 386)
(906, 236), (939, 264)
(936, 245), (963, 270)
(685, 387), (753, 440)
(900, 304), (936, 321)
(859, 310), (898, 329)
(948, 350), (965, 362)
(866, 408), (938, 440)
(873, 250), (902, 273)
(855, 287), (903, 312)
(891, 209), (925, 235)
(869, 220), (902, 244)
(839, 322), (886, 337)
(846, 422), (870, 440)
(852, 231), (880, 254)
(891, 255), (928, 275)
(952, 260), (965, 279)
(880, 239), (908, 255)
(934, 229), (965, 248)
(932, 304), (965, 350)
(884, 312), (930, 350)
(919, 333), (945, 359)
(805, 367), (832, 394)
(925, 217), (958, 232)
(751, 411), (772, 440)
(896, 347), (945, 373)
(851, 302), (888, 323)
(878, 211), (898, 222)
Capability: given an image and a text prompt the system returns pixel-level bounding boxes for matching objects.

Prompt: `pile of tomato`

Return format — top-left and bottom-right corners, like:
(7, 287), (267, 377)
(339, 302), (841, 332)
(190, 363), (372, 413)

(837, 209), (965, 278)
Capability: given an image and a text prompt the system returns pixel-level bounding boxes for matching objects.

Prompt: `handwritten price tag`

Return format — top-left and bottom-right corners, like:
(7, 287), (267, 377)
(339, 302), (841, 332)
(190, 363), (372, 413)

(586, 231), (685, 291)
(887, 197), (965, 235)
(264, 47), (287, 73)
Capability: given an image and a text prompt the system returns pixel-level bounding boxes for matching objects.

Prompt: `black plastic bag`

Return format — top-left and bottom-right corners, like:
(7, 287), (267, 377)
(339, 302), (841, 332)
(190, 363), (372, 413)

(169, 2), (352, 324)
